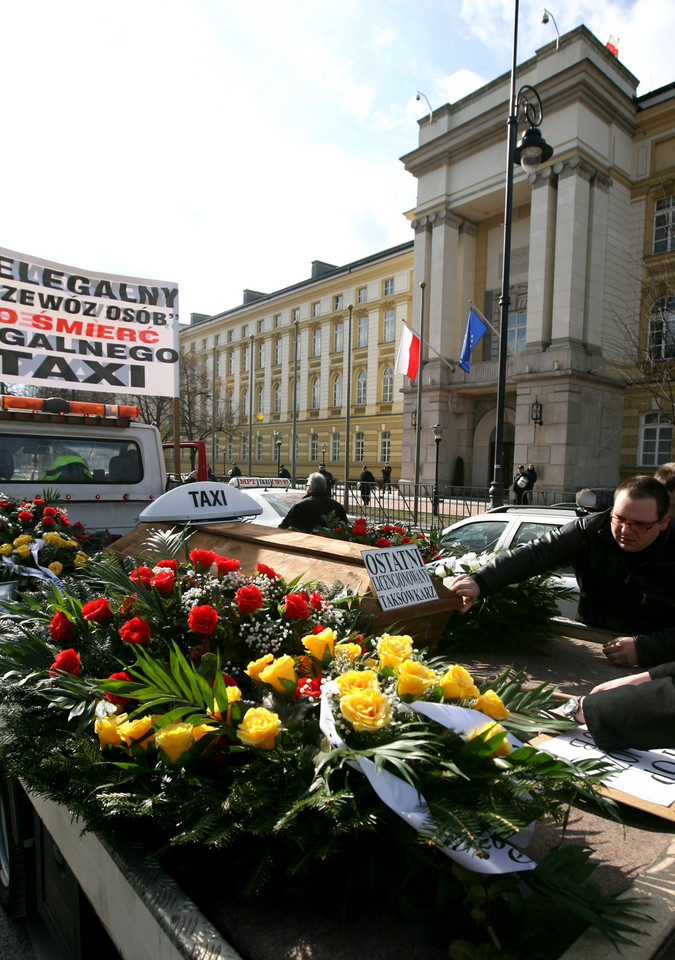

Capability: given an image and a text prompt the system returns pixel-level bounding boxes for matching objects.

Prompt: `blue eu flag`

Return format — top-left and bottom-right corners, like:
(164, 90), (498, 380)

(459, 308), (487, 373)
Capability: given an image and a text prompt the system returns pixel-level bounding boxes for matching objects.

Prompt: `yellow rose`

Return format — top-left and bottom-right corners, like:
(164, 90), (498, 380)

(210, 684), (241, 721)
(334, 642), (363, 663)
(474, 689), (509, 721)
(48, 561), (63, 576)
(15, 544), (31, 559)
(65, 539), (78, 548)
(0, 543), (13, 556)
(94, 713), (126, 749)
(339, 689), (391, 733)
(377, 634), (414, 672)
(74, 552), (89, 568)
(335, 669), (379, 698)
(301, 627), (336, 662)
(13, 535), (32, 547)
(192, 722), (217, 742)
(441, 664), (480, 701)
(259, 654), (297, 692)
(245, 653), (274, 682)
(42, 532), (60, 544)
(397, 659), (438, 701)
(155, 722), (194, 765)
(117, 714), (158, 751)
(470, 721), (512, 757)
(237, 707), (280, 750)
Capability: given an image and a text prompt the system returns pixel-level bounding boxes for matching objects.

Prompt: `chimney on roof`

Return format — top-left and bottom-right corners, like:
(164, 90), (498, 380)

(242, 289), (267, 305)
(311, 260), (337, 279)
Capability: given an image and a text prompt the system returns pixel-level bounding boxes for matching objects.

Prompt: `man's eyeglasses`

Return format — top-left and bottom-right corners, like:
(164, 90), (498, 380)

(610, 513), (660, 533)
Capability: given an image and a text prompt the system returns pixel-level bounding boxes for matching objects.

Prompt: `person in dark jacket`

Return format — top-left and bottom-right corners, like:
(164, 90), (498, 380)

(278, 465), (292, 480)
(318, 463), (335, 494)
(562, 663), (675, 752)
(278, 472), (347, 534)
(359, 467), (376, 505)
(449, 475), (675, 668)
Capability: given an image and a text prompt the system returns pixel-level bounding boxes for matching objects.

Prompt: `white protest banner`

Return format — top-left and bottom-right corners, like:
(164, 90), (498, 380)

(538, 726), (675, 808)
(361, 543), (438, 611)
(0, 247), (179, 397)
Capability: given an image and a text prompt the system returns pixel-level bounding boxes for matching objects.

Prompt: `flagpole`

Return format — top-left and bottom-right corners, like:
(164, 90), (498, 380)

(413, 282), (425, 525)
(400, 318), (455, 372)
(344, 305), (352, 513)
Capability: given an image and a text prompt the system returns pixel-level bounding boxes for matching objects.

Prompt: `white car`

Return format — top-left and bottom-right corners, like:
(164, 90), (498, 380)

(438, 504), (584, 618)
(139, 477), (306, 527)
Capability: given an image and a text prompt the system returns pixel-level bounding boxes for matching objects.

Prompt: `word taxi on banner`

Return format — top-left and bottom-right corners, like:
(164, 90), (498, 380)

(361, 543), (439, 611)
(0, 247), (179, 398)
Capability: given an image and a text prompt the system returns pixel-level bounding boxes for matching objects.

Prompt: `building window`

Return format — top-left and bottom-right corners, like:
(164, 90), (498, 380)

(312, 301), (321, 317)
(226, 436), (233, 460)
(648, 298), (675, 360)
(227, 330), (233, 343)
(331, 433), (340, 462)
(241, 436), (248, 460)
(312, 327), (321, 356)
(274, 314), (281, 328)
(256, 435), (264, 461)
(257, 342), (264, 368)
(355, 432), (364, 462)
(333, 322), (343, 352)
(380, 430), (391, 462)
(242, 387), (249, 417)
(383, 309), (395, 342)
(292, 308), (300, 323)
(273, 382), (281, 414)
(357, 286), (367, 304)
(334, 294), (343, 310)
(640, 412), (672, 466)
(257, 319), (264, 333)
(226, 391), (233, 416)
(654, 196), (675, 254)
(243, 345), (250, 372)
(274, 339), (282, 365)
(356, 370), (367, 405)
(228, 350), (234, 375)
(310, 434), (318, 461)
(357, 315), (368, 348)
(241, 325), (248, 339)
(382, 366), (393, 402)
(332, 373), (342, 407)
(257, 386), (264, 416)
(383, 278), (394, 296)
(214, 334), (220, 346)
(507, 310), (527, 355)
(311, 377), (320, 409)
(215, 352), (222, 378)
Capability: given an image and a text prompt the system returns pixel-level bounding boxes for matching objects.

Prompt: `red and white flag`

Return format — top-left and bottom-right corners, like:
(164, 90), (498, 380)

(394, 325), (420, 381)
(606, 35), (619, 57)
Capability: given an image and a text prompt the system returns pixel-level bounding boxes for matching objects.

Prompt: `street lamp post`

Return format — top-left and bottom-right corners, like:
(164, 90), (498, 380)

(321, 442), (326, 462)
(273, 431), (282, 476)
(489, 0), (553, 509)
(432, 423), (442, 516)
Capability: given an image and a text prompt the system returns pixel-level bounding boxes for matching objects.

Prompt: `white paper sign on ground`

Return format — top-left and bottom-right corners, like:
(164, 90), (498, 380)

(538, 726), (675, 807)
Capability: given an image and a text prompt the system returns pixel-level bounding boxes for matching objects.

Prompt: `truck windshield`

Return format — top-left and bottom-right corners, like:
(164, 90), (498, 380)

(0, 433), (143, 485)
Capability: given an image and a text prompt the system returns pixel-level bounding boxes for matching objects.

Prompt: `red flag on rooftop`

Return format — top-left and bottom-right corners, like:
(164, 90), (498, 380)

(606, 35), (619, 57)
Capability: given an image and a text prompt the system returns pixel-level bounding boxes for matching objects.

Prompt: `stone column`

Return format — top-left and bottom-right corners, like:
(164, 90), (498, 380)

(551, 158), (594, 344)
(428, 208), (462, 359)
(584, 172), (611, 350)
(526, 168), (557, 350)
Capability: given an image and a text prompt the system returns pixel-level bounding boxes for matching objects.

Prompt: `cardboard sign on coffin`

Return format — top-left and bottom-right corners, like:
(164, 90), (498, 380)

(106, 483), (461, 651)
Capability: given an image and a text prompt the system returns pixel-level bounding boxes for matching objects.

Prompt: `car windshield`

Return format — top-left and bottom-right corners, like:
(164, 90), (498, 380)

(259, 490), (305, 518)
(443, 519), (509, 554)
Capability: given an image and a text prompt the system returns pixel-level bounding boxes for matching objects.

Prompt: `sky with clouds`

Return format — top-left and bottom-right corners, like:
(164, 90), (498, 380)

(3, 0), (674, 323)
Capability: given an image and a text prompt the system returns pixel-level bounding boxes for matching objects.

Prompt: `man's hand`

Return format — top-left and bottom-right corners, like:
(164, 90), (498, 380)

(590, 671), (651, 695)
(602, 636), (639, 667)
(449, 574), (481, 613)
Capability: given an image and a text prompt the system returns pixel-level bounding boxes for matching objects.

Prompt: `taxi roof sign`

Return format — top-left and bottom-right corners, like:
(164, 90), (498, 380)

(228, 476), (292, 489)
(139, 481), (263, 524)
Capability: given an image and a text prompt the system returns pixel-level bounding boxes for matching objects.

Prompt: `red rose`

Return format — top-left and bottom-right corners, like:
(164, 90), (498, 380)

(150, 568), (175, 594)
(352, 520), (367, 536)
(105, 670), (132, 706)
(18, 510), (32, 523)
(49, 611), (76, 642)
(308, 591), (324, 610)
(155, 558), (178, 571)
(43, 506), (58, 517)
(312, 623), (324, 634)
(82, 597), (113, 623)
(74, 521), (85, 531)
(401, 536), (411, 544)
(222, 673), (238, 686)
(41, 515), (56, 528)
(256, 562), (279, 580)
(57, 514), (70, 526)
(121, 595), (138, 615)
(119, 617), (151, 646)
(214, 555), (240, 575)
(130, 566), (153, 588)
(189, 549), (217, 572)
(283, 592), (310, 620)
(49, 648), (81, 677)
(293, 676), (322, 700)
(235, 584), (264, 614)
(376, 537), (392, 548)
(188, 604), (218, 635)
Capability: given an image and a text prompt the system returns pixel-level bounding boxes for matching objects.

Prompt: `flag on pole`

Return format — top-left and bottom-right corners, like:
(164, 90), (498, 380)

(395, 325), (420, 380)
(458, 308), (488, 373)
(606, 35), (619, 57)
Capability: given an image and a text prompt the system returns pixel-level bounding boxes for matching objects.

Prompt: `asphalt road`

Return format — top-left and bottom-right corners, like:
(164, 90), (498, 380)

(0, 912), (60, 960)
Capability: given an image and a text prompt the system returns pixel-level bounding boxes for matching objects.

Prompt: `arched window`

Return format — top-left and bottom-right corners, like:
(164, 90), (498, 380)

(648, 298), (675, 360)
(242, 387), (249, 418)
(332, 373), (342, 407)
(382, 366), (393, 402)
(356, 370), (367, 405)
(311, 377), (320, 409)
(273, 382), (281, 414)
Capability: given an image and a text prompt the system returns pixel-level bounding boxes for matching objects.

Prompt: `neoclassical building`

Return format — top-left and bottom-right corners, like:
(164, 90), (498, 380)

(401, 25), (675, 495)
(182, 25), (674, 494)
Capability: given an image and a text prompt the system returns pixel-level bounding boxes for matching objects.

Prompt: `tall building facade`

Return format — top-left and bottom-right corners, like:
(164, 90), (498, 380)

(400, 25), (675, 495)
(180, 245), (413, 481)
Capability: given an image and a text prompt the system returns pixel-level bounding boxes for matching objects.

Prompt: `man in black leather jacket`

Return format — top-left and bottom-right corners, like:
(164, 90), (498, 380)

(450, 476), (675, 668)
(278, 472), (347, 534)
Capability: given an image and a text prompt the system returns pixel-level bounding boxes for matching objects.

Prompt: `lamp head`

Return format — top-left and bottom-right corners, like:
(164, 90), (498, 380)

(514, 126), (553, 174)
(542, 11), (549, 24)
